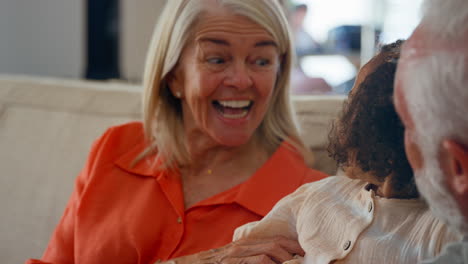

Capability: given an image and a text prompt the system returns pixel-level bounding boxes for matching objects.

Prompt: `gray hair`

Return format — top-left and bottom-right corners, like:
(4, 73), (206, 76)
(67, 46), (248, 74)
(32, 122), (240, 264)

(403, 54), (468, 152)
(421, 0), (468, 38)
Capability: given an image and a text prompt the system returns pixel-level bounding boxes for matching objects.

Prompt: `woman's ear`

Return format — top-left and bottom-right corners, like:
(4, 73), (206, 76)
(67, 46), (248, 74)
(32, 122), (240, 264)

(442, 140), (468, 196)
(166, 69), (183, 99)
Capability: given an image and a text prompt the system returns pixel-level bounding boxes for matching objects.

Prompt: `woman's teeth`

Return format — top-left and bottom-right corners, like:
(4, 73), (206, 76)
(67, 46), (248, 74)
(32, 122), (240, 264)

(218, 100), (251, 108)
(214, 100), (253, 119)
(222, 110), (249, 119)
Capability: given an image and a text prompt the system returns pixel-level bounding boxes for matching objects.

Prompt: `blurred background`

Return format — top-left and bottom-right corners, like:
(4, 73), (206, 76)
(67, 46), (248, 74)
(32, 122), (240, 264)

(0, 0), (423, 95)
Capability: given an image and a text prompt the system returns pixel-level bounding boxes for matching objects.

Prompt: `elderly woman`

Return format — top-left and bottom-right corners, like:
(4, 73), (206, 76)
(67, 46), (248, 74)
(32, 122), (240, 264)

(26, 0), (326, 264)
(233, 40), (461, 264)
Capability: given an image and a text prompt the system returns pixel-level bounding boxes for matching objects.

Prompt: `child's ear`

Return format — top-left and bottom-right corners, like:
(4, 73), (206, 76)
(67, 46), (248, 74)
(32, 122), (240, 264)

(442, 140), (468, 195)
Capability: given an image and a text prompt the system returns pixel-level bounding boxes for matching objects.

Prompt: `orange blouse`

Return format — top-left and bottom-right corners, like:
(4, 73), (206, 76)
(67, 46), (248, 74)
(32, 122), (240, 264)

(26, 122), (327, 264)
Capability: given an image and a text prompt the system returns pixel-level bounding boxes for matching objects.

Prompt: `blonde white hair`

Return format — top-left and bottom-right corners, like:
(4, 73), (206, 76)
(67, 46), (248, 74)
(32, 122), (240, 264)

(141, 0), (309, 168)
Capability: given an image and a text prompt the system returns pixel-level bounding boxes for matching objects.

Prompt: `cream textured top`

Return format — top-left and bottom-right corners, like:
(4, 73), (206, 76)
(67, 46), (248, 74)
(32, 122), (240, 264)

(234, 176), (461, 264)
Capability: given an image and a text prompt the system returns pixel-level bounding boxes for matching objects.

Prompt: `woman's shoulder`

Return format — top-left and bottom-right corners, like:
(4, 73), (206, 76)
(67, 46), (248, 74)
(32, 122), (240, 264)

(101, 121), (144, 141)
(87, 121), (147, 163)
(68, 121), (149, 198)
(99, 121), (144, 144)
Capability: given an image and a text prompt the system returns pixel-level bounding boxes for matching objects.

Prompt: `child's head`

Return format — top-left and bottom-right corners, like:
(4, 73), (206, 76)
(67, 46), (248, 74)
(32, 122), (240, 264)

(328, 40), (417, 196)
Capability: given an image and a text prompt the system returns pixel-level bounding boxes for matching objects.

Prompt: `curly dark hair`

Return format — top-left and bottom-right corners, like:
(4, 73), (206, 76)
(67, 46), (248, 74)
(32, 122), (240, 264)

(328, 40), (417, 195)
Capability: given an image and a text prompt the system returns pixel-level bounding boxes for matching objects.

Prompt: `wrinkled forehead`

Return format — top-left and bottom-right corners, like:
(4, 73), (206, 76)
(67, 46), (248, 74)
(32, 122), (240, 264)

(401, 24), (468, 62)
(190, 3), (280, 47)
(194, 11), (272, 39)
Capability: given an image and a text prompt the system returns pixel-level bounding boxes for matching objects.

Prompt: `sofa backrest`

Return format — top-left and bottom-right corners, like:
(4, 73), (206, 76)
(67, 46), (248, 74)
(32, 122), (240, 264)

(0, 76), (141, 263)
(0, 75), (345, 263)
(294, 95), (345, 174)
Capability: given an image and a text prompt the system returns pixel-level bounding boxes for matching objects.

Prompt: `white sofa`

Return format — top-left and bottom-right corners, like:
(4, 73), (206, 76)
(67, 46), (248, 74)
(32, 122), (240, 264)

(0, 75), (345, 264)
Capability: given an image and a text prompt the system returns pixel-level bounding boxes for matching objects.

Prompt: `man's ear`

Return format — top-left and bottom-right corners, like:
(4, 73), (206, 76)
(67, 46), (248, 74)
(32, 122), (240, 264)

(442, 140), (468, 195)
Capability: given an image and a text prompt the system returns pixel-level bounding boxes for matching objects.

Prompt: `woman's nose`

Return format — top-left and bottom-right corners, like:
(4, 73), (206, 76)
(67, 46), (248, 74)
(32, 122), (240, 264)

(224, 61), (254, 90)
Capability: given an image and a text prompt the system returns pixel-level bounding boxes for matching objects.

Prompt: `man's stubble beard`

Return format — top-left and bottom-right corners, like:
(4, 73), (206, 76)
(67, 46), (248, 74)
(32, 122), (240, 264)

(414, 135), (468, 235)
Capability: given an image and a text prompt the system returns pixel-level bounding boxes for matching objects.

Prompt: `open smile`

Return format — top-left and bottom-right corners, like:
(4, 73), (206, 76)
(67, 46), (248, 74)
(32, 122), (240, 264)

(212, 100), (254, 119)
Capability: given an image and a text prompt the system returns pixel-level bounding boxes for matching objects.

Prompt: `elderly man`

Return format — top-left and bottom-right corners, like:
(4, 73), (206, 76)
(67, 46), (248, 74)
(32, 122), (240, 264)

(394, 0), (468, 263)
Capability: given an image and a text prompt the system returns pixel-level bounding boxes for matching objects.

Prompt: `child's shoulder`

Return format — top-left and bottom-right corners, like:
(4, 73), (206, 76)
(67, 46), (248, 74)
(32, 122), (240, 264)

(295, 175), (366, 199)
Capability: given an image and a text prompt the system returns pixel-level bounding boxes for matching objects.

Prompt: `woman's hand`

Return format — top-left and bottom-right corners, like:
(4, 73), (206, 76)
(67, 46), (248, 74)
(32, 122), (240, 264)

(161, 236), (304, 264)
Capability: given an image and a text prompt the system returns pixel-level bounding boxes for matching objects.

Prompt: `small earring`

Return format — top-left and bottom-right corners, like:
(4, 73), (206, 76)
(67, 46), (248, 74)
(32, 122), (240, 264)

(175, 91), (181, 98)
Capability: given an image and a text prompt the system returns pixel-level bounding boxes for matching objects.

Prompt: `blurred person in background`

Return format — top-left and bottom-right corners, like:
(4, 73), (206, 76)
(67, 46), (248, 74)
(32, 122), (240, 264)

(289, 3), (332, 95)
(290, 4), (322, 58)
(233, 40), (460, 264)
(394, 0), (468, 263)
(290, 68), (333, 95)
(25, 0), (327, 263)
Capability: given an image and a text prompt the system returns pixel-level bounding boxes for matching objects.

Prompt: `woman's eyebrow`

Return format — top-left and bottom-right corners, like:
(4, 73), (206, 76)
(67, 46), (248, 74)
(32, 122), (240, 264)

(255, 40), (277, 48)
(198, 38), (277, 48)
(198, 38), (230, 46)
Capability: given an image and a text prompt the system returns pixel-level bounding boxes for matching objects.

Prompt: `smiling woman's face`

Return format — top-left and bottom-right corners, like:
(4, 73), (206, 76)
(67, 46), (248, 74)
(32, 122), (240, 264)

(169, 8), (280, 147)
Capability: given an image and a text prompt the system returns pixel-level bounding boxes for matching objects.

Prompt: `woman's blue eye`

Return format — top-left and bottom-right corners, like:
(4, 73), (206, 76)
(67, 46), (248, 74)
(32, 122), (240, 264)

(207, 58), (225, 64)
(255, 58), (270, 66)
